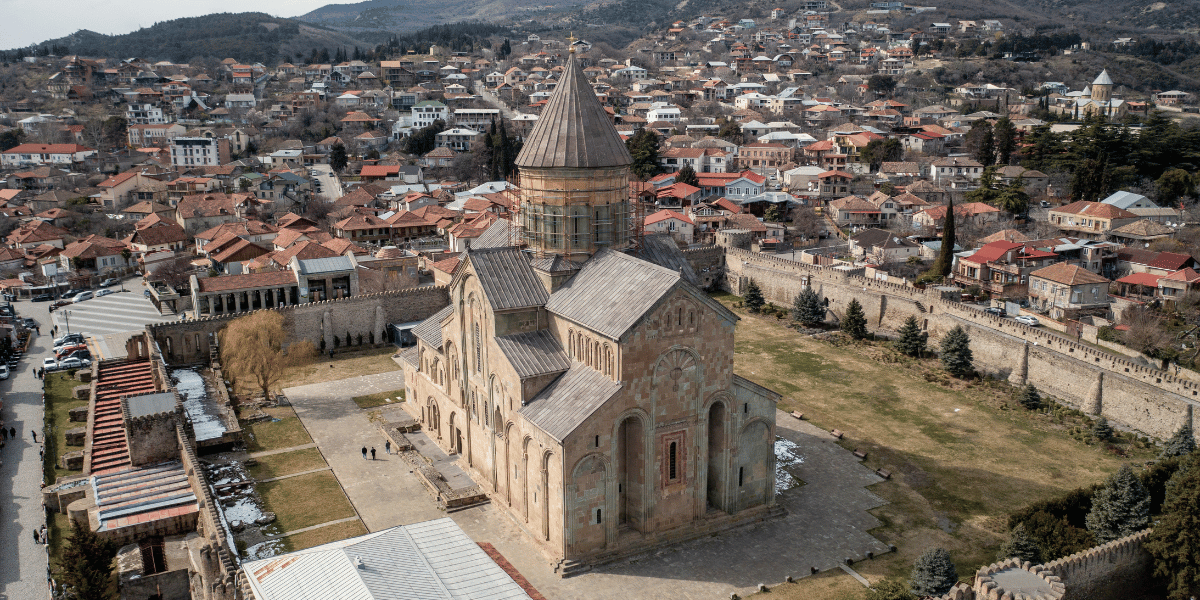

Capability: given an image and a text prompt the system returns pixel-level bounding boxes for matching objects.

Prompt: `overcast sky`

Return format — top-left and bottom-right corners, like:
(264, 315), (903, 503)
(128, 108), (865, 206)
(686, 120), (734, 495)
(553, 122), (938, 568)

(5, 0), (336, 50)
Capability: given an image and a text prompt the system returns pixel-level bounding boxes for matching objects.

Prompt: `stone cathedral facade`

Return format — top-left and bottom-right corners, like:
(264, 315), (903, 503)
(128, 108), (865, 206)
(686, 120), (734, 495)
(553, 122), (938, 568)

(401, 53), (781, 568)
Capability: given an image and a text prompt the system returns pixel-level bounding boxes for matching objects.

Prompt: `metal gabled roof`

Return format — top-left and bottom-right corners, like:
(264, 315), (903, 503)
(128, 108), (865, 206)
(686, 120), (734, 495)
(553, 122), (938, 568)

(494, 330), (571, 379)
(462, 247), (548, 311)
(514, 55), (632, 169)
(412, 305), (452, 349)
(545, 249), (680, 340)
(519, 364), (622, 441)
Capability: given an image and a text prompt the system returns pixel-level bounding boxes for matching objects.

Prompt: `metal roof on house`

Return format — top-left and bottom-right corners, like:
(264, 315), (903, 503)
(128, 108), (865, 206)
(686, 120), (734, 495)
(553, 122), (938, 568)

(494, 330), (571, 379)
(546, 249), (681, 340)
(243, 518), (534, 600)
(471, 219), (517, 250)
(464, 247), (549, 311)
(296, 256), (355, 275)
(413, 305), (452, 349)
(519, 364), (623, 441)
(124, 391), (177, 419)
(514, 55), (632, 169)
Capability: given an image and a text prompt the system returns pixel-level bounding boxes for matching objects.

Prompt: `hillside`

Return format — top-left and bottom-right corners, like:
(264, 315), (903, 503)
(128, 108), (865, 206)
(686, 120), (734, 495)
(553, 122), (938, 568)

(31, 13), (388, 64)
(299, 0), (590, 32)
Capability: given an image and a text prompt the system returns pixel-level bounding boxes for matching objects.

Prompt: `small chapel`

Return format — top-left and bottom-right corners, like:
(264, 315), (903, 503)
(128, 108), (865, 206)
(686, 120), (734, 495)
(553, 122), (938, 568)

(400, 50), (781, 568)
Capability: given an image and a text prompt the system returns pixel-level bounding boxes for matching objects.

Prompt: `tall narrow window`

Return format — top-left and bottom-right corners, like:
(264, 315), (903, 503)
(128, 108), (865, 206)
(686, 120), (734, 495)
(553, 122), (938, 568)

(596, 508), (602, 524)
(474, 322), (481, 372)
(669, 442), (677, 480)
(739, 466), (744, 487)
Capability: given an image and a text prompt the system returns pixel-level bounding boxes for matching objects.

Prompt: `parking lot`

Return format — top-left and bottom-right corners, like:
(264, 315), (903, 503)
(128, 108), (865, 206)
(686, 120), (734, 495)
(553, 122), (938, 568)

(48, 288), (174, 352)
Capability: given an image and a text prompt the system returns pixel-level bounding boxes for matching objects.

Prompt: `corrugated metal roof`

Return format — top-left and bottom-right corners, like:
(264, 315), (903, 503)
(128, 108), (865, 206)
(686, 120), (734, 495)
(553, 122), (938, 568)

(466, 248), (548, 311)
(546, 249), (679, 340)
(472, 219), (516, 249)
(514, 55), (632, 169)
(519, 364), (622, 441)
(494, 330), (571, 379)
(297, 256), (355, 275)
(628, 234), (698, 285)
(413, 306), (452, 349)
(243, 518), (533, 600)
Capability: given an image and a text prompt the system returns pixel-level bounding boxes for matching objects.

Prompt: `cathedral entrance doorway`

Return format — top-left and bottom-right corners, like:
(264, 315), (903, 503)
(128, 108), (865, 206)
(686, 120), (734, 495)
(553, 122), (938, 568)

(707, 401), (727, 512)
(617, 416), (645, 530)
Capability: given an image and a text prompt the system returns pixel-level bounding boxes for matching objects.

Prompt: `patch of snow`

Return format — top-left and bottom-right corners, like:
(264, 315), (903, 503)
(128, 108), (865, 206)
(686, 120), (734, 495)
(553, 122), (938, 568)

(172, 368), (226, 442)
(775, 436), (805, 493)
(221, 496), (265, 525)
(246, 539), (286, 560)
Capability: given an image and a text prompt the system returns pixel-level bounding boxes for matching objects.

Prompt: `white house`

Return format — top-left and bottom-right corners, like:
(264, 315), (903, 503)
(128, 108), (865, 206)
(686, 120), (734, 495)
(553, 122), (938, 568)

(645, 209), (695, 244)
(411, 100), (449, 129)
(0, 143), (96, 168)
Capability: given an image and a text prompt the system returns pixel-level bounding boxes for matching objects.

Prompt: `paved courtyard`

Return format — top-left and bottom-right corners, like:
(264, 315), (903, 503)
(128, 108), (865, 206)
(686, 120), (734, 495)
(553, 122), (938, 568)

(49, 288), (173, 357)
(284, 372), (891, 599)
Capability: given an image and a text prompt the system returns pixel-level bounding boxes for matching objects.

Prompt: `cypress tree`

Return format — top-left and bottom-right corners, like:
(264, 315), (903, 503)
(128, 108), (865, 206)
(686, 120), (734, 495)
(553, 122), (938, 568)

(1161, 422), (1197, 459)
(939, 325), (974, 378)
(1092, 416), (1114, 442)
(792, 286), (824, 326)
(1019, 383), (1041, 410)
(997, 523), (1042, 564)
(895, 315), (928, 357)
(1146, 453), (1200, 600)
(926, 197), (956, 281)
(909, 547), (958, 597)
(1086, 464), (1151, 543)
(744, 279), (764, 313)
(841, 298), (868, 339)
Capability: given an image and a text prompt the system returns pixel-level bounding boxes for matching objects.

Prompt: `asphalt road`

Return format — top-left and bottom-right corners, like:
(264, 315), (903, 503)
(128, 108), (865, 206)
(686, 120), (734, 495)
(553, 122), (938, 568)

(0, 297), (53, 599)
(310, 164), (344, 200)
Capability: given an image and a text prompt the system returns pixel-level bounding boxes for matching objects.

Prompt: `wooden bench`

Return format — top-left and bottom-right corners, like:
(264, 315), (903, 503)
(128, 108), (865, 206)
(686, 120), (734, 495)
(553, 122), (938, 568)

(830, 429), (844, 439)
(876, 469), (891, 479)
(853, 449), (867, 459)
(790, 411), (805, 420)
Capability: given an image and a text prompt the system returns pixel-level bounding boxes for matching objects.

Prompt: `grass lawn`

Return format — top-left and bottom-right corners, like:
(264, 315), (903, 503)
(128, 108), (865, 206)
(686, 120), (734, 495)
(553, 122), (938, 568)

(257, 471), (356, 534)
(352, 389), (405, 409)
(281, 518), (368, 552)
(712, 292), (1158, 598)
(279, 347), (400, 390)
(752, 570), (866, 600)
(43, 372), (88, 484)
(247, 447), (327, 480)
(243, 406), (313, 453)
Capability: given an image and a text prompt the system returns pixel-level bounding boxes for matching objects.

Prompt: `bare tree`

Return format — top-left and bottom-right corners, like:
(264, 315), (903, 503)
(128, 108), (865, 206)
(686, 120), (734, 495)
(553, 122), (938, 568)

(149, 256), (194, 291)
(1122, 305), (1173, 358)
(219, 311), (316, 399)
(791, 206), (824, 242)
(303, 194), (336, 229)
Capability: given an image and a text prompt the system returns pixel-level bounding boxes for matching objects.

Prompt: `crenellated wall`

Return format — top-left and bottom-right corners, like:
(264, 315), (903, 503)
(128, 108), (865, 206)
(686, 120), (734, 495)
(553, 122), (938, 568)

(718, 246), (1200, 443)
(175, 415), (240, 600)
(1041, 529), (1154, 600)
(148, 286), (450, 365)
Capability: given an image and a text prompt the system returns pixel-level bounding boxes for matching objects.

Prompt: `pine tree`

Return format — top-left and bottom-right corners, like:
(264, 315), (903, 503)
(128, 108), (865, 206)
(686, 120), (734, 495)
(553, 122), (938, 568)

(1019, 383), (1041, 410)
(841, 298), (868, 339)
(939, 325), (974, 378)
(792, 286), (824, 327)
(60, 520), (119, 600)
(909, 547), (958, 597)
(329, 142), (348, 172)
(1147, 453), (1200, 600)
(744, 279), (764, 313)
(676, 164), (699, 187)
(997, 523), (1042, 564)
(1092, 416), (1114, 442)
(1086, 464), (1151, 544)
(1161, 422), (1197, 459)
(895, 315), (928, 357)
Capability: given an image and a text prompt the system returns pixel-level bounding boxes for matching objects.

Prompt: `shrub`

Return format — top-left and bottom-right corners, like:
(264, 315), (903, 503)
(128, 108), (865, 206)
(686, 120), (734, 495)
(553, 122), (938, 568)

(867, 578), (916, 600)
(1086, 464), (1151, 543)
(909, 548), (958, 597)
(1161, 422), (1197, 459)
(1092, 416), (1113, 442)
(744, 279), (764, 313)
(997, 523), (1042, 564)
(1018, 383), (1041, 409)
(841, 298), (868, 339)
(895, 315), (928, 357)
(939, 325), (974, 378)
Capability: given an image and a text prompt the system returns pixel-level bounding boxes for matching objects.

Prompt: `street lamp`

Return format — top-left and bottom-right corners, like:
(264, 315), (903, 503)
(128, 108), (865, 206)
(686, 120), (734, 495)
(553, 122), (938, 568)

(62, 310), (71, 335)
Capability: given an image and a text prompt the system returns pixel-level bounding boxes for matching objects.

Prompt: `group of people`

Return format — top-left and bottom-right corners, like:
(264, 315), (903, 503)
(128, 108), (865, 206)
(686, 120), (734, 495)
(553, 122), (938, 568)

(360, 440), (393, 460)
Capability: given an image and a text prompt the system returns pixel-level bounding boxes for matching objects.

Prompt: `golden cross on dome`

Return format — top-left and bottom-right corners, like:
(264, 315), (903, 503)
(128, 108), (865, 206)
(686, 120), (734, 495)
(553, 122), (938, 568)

(568, 32), (577, 53)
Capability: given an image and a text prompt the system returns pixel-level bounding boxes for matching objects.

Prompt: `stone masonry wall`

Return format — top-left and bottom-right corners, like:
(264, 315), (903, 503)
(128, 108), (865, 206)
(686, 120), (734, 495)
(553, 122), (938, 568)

(719, 247), (1200, 443)
(1041, 529), (1154, 600)
(148, 286), (450, 365)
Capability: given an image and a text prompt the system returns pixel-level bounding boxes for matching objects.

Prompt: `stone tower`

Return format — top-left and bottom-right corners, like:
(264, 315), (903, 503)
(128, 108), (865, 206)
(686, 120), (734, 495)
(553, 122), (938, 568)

(514, 52), (633, 262)
(1091, 69), (1113, 104)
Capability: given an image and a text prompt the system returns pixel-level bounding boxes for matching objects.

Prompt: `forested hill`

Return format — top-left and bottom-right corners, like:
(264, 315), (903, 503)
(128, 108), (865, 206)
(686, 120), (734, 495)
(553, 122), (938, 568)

(27, 13), (384, 64)
(298, 0), (587, 32)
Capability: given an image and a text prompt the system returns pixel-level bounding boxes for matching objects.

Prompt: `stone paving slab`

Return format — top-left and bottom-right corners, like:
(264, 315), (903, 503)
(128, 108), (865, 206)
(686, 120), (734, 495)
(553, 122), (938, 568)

(248, 443), (318, 459)
(285, 371), (893, 600)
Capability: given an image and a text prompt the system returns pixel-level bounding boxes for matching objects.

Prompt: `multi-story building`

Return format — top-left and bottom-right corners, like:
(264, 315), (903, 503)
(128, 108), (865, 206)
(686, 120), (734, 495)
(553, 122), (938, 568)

(169, 138), (230, 169)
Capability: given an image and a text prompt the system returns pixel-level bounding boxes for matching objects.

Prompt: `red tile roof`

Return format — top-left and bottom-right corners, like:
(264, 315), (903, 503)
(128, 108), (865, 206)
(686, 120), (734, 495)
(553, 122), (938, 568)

(1031, 263), (1110, 286)
(196, 270), (296, 292)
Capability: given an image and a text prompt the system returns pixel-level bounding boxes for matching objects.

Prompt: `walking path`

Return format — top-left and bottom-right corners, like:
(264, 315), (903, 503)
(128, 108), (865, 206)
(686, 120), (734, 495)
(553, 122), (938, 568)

(255, 467), (330, 483)
(1, 299), (53, 599)
(248, 443), (317, 459)
(265, 516), (362, 540)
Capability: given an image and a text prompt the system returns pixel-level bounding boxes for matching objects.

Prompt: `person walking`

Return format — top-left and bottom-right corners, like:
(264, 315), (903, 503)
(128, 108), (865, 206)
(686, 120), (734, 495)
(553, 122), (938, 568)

(361, 446), (367, 460)
(31, 430), (37, 443)
(385, 440), (391, 455)
(9, 426), (15, 439)
(370, 447), (376, 460)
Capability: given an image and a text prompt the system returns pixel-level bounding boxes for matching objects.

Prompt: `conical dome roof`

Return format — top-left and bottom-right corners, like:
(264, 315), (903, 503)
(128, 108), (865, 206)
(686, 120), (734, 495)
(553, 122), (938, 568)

(1093, 69), (1113, 86)
(515, 55), (632, 169)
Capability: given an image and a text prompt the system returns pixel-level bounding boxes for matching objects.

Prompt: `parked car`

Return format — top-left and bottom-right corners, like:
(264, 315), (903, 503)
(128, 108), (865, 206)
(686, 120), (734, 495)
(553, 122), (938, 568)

(49, 300), (72, 312)
(95, 289), (114, 298)
(58, 348), (90, 361)
(42, 357), (58, 371)
(72, 291), (93, 303)
(1013, 315), (1041, 327)
(0, 364), (9, 380)
(32, 293), (54, 302)
(56, 344), (87, 360)
(61, 288), (86, 298)
(100, 278), (120, 287)
(22, 318), (37, 329)
(54, 333), (84, 347)
(56, 357), (91, 370)
(984, 307), (1005, 316)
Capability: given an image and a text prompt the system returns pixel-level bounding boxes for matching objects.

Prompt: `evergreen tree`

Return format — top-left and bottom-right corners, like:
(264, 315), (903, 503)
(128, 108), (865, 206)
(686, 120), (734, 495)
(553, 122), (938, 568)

(939, 325), (974, 378)
(909, 547), (958, 597)
(841, 298), (868, 339)
(1019, 383), (1041, 409)
(1092, 416), (1114, 441)
(1147, 454), (1200, 600)
(866, 579), (916, 600)
(1086, 464), (1151, 543)
(997, 523), (1042, 564)
(968, 120), (996, 166)
(676, 164), (699, 187)
(60, 521), (118, 600)
(500, 38), (512, 58)
(626, 129), (662, 181)
(329, 142), (348, 172)
(925, 197), (956, 280)
(744, 279), (764, 313)
(995, 176), (1030, 214)
(1161, 422), (1197, 459)
(792, 286), (824, 327)
(895, 315), (928, 357)
(994, 117), (1017, 165)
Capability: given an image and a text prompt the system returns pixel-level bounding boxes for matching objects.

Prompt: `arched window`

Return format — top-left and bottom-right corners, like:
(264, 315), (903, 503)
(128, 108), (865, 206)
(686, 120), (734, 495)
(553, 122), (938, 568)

(689, 310), (695, 327)
(474, 322), (481, 372)
(669, 442), (677, 480)
(677, 306), (682, 326)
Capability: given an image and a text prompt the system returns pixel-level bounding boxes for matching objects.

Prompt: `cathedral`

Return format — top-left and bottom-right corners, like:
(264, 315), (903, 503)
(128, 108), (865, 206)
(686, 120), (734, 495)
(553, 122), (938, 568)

(400, 52), (781, 567)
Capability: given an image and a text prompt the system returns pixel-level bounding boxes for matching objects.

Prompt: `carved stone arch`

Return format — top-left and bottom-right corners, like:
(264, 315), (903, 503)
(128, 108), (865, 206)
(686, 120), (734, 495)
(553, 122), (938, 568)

(611, 407), (651, 531)
(701, 391), (735, 513)
(571, 451), (612, 478)
(652, 346), (701, 384)
(568, 329), (576, 359)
